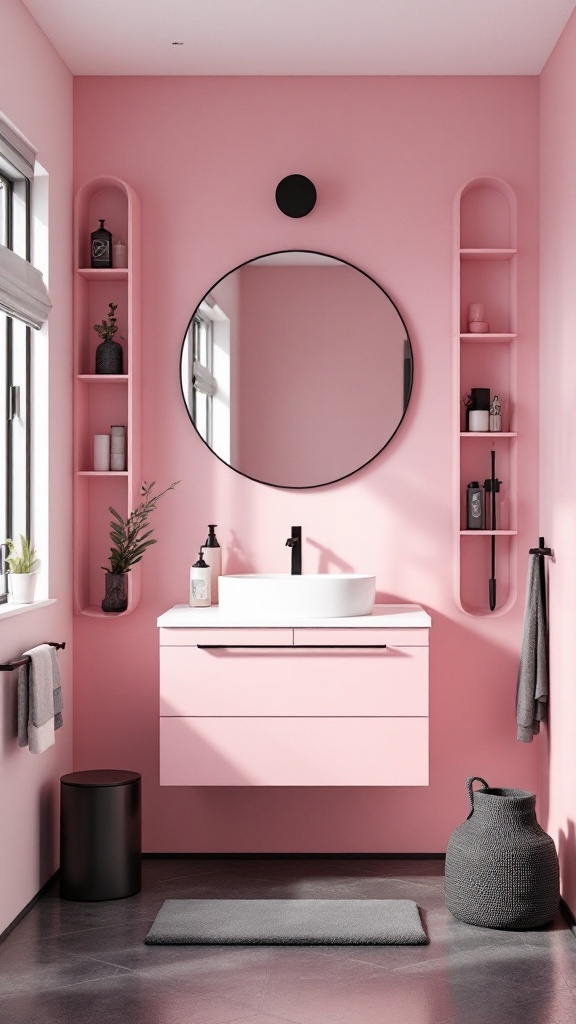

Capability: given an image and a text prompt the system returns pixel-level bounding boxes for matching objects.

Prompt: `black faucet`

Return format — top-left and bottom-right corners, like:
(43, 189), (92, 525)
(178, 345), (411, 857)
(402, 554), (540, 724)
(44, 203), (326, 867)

(285, 526), (302, 575)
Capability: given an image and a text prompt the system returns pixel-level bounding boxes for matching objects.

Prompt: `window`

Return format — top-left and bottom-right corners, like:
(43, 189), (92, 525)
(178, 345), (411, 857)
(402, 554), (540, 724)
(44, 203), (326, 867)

(191, 310), (215, 448)
(0, 118), (47, 598)
(181, 296), (231, 465)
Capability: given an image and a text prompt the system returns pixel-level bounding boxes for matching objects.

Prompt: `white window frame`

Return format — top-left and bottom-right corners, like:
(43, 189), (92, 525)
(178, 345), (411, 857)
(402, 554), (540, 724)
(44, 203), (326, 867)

(0, 118), (49, 608)
(0, 158), (31, 603)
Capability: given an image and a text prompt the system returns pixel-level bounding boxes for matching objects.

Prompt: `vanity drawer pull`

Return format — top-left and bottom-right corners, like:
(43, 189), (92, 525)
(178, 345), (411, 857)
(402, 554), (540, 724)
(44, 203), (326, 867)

(197, 644), (388, 650)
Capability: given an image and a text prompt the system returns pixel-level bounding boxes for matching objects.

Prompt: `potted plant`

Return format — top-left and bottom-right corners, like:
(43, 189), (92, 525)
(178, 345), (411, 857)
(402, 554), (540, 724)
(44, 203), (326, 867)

(3, 535), (39, 604)
(94, 301), (124, 374)
(101, 480), (179, 612)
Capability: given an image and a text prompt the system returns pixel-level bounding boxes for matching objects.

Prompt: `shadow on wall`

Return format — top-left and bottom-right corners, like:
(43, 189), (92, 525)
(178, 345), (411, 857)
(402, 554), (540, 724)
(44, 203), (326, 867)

(225, 529), (257, 574)
(1, 673), (18, 747)
(225, 531), (357, 576)
(39, 778), (56, 886)
(558, 820), (576, 910)
(306, 539), (353, 574)
(537, 720), (551, 830)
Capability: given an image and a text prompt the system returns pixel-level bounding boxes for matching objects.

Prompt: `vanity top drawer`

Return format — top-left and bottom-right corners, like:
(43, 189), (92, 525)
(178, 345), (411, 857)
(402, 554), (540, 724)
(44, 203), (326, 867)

(293, 628), (428, 647)
(160, 644), (428, 717)
(159, 627), (429, 648)
(159, 628), (293, 648)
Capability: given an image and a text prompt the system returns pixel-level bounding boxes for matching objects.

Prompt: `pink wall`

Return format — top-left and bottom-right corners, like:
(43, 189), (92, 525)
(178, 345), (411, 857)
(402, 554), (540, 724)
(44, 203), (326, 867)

(237, 264), (405, 486)
(73, 75), (540, 853)
(0, 0), (73, 934)
(540, 8), (576, 913)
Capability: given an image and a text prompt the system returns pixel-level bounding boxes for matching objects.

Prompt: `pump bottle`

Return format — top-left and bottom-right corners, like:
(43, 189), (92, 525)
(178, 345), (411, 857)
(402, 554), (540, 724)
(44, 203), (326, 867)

(202, 524), (222, 604)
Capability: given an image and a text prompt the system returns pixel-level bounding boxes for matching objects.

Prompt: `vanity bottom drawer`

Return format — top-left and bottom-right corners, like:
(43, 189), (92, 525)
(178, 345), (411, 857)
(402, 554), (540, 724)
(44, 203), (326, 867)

(160, 717), (429, 787)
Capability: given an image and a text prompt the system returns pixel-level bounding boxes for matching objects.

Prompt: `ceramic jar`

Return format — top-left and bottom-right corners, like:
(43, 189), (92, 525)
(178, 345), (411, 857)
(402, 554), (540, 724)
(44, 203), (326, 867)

(95, 338), (123, 375)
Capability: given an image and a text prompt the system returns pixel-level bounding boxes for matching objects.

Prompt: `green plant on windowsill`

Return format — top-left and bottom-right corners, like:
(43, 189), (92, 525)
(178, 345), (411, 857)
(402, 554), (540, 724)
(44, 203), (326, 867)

(4, 535), (38, 573)
(2, 535), (39, 604)
(101, 480), (179, 612)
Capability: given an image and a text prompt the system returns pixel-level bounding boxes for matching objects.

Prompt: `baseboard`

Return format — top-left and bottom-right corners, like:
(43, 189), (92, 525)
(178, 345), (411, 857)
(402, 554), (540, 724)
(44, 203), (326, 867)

(142, 852), (447, 860)
(0, 870), (59, 945)
(0, 855), (445, 943)
(560, 897), (576, 938)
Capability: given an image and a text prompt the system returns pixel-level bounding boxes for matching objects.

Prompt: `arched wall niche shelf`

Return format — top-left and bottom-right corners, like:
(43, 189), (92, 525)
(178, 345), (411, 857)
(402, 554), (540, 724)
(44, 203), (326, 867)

(453, 177), (518, 617)
(73, 177), (141, 616)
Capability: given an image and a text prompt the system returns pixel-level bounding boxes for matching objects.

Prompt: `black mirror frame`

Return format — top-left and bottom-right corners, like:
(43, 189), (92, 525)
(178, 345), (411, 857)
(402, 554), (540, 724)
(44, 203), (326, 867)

(179, 249), (414, 490)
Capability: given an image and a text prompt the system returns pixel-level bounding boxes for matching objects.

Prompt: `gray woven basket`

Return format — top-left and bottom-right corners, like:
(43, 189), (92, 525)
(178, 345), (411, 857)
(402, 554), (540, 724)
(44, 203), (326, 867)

(445, 776), (559, 929)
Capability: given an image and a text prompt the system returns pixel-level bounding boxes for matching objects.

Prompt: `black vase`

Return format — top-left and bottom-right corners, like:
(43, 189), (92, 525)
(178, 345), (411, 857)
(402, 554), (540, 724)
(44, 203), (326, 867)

(101, 572), (128, 613)
(95, 338), (123, 375)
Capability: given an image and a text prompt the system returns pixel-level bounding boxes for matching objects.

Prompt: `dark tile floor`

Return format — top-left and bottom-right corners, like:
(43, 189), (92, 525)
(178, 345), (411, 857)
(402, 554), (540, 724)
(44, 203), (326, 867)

(1, 857), (576, 1024)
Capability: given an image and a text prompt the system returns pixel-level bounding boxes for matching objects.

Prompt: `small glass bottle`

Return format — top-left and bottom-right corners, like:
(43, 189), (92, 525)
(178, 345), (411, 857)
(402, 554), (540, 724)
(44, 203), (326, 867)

(489, 395), (502, 432)
(113, 240), (128, 268)
(190, 551), (211, 607)
(90, 219), (112, 268)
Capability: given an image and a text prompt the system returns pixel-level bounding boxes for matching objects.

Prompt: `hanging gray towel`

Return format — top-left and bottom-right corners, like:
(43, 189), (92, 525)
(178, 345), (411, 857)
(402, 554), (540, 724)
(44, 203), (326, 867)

(516, 554), (548, 742)
(18, 644), (63, 754)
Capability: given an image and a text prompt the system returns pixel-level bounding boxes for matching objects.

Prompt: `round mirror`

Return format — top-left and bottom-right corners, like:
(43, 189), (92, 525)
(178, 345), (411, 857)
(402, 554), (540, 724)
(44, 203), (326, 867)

(180, 250), (413, 489)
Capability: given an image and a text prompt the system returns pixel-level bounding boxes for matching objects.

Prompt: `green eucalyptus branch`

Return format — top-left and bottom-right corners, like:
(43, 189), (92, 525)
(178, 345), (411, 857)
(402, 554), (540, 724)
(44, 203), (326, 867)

(94, 302), (121, 342)
(102, 480), (179, 575)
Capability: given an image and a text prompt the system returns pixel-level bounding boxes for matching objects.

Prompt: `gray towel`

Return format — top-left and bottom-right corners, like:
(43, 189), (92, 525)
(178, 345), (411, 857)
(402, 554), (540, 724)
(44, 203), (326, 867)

(516, 554), (548, 742)
(18, 644), (63, 754)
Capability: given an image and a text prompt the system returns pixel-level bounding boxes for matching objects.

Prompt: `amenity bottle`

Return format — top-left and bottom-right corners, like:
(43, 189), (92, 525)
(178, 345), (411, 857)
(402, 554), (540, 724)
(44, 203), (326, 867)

(466, 482), (484, 530)
(190, 551), (211, 607)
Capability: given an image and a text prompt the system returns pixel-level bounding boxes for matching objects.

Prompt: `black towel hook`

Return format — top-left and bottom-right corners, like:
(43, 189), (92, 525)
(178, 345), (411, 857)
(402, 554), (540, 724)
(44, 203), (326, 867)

(529, 536), (553, 558)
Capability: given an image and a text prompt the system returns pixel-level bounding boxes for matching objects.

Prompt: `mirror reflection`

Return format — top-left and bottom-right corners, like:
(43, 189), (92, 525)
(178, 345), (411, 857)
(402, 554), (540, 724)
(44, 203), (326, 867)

(180, 251), (413, 488)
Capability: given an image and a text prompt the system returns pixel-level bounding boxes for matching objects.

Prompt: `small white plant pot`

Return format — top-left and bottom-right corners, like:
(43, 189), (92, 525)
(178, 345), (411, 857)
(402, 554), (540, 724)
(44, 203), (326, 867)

(9, 572), (37, 604)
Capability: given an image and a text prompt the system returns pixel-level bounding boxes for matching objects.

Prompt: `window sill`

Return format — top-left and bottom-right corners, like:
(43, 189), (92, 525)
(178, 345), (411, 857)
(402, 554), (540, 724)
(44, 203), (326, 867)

(0, 598), (56, 621)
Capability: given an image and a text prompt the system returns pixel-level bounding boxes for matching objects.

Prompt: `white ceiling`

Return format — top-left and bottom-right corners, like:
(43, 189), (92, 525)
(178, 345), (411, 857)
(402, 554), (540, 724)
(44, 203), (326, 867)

(21, 0), (576, 76)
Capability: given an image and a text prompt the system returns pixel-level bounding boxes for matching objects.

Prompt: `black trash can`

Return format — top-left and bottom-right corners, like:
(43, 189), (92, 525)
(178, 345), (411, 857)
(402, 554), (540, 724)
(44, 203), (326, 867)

(60, 769), (141, 901)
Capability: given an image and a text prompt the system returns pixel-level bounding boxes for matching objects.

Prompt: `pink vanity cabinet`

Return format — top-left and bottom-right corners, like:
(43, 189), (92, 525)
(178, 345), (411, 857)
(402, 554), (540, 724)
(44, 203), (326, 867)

(157, 604), (431, 787)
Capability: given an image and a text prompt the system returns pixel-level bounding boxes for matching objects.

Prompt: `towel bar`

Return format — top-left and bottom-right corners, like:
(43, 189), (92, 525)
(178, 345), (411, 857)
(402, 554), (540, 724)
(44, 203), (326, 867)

(0, 641), (66, 672)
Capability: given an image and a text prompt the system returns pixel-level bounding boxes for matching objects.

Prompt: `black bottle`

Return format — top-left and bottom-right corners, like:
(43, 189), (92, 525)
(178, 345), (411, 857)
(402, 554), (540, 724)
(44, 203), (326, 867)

(466, 482), (484, 530)
(91, 219), (112, 268)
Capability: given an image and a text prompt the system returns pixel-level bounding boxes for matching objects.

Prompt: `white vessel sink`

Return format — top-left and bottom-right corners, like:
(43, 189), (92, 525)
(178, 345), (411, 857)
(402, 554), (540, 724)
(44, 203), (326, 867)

(218, 573), (376, 619)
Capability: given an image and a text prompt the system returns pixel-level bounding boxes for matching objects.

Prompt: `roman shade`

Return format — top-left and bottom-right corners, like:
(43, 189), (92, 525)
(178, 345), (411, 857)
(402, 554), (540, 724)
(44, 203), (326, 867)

(0, 117), (51, 329)
(0, 120), (34, 178)
(0, 243), (52, 330)
(192, 360), (217, 396)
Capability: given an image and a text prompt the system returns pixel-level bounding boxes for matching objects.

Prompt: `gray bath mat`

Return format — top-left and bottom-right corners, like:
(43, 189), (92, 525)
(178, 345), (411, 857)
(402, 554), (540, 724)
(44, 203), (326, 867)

(145, 899), (428, 945)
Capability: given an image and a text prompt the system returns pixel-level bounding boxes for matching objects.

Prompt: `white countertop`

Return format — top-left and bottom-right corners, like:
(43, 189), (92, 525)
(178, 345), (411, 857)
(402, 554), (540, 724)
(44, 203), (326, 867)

(157, 603), (431, 629)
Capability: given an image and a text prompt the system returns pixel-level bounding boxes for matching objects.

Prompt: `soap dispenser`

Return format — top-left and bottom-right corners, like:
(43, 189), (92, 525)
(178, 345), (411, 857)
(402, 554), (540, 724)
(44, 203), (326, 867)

(202, 525), (222, 604)
(190, 551), (211, 607)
